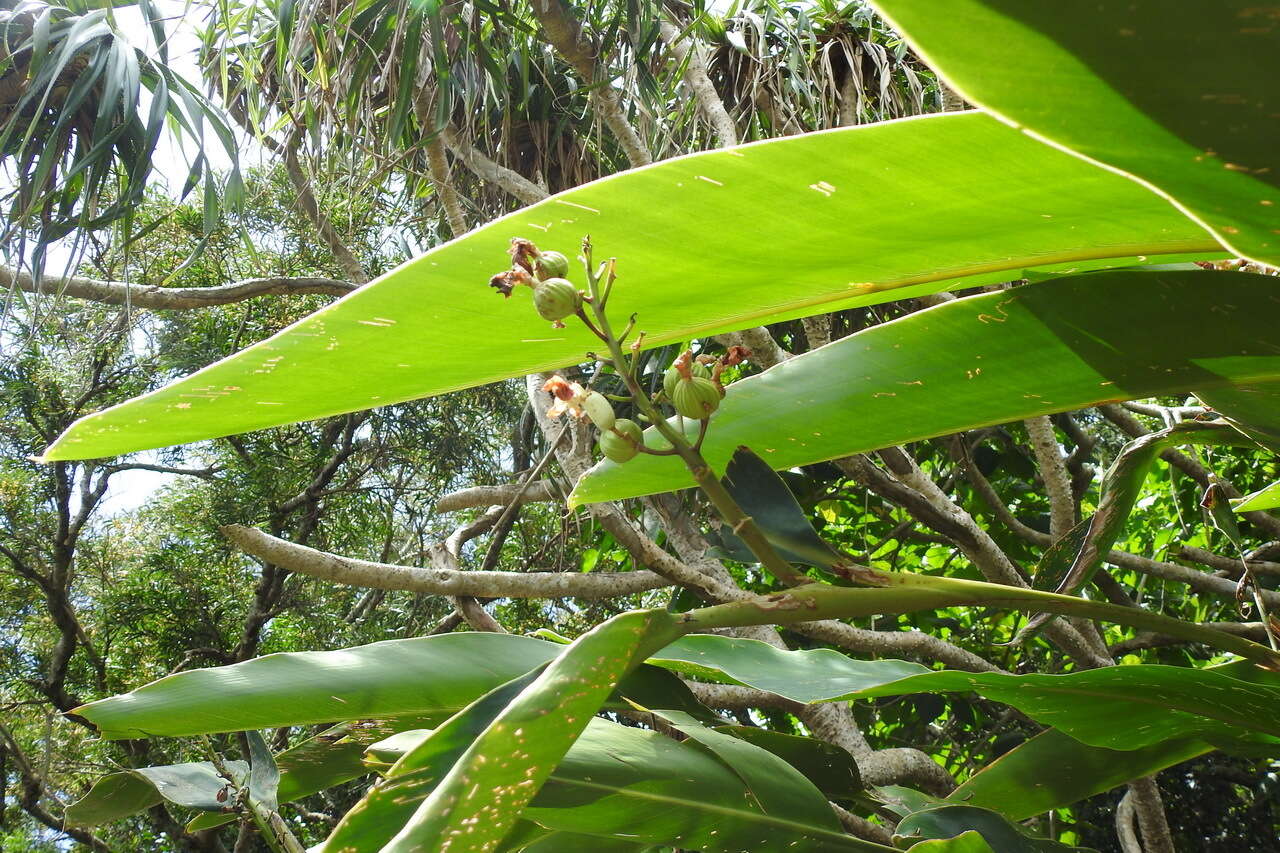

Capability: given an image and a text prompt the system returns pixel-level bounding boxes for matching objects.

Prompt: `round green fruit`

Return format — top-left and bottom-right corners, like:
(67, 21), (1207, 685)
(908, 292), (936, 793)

(663, 362), (711, 398)
(532, 278), (580, 322)
(672, 375), (721, 420)
(536, 251), (570, 280)
(599, 419), (643, 463)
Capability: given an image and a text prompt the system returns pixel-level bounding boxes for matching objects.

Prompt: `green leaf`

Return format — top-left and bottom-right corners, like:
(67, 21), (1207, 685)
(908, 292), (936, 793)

(649, 634), (930, 701)
(871, 0), (1279, 264)
(905, 832), (996, 853)
(1234, 479), (1280, 512)
(74, 631), (708, 742)
(65, 773), (163, 827)
(66, 760), (247, 825)
(380, 609), (683, 852)
(653, 630), (1280, 749)
(719, 446), (849, 571)
(894, 805), (1091, 852)
(949, 729), (1210, 821)
(830, 663), (1280, 750)
(72, 632), (562, 740)
(713, 726), (862, 800)
(320, 670), (545, 852)
(367, 718), (893, 852)
(43, 112), (1224, 462)
(246, 730), (280, 812)
(574, 270), (1280, 505)
(187, 722), (385, 832)
(653, 710), (843, 835)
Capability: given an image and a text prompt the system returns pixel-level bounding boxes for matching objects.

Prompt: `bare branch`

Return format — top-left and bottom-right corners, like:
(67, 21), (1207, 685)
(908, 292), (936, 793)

(425, 129), (469, 237)
(1169, 543), (1280, 577)
(659, 20), (738, 147)
(442, 126), (549, 206)
(283, 135), (370, 285)
(713, 325), (791, 369)
(1024, 415), (1076, 538)
(222, 524), (671, 599)
(2, 266), (355, 310)
(435, 481), (559, 513)
(1127, 776), (1175, 853)
(681, 680), (803, 713)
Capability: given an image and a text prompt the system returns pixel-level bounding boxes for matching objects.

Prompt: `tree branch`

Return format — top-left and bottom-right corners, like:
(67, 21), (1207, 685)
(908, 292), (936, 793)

(1024, 415), (1076, 538)
(222, 524), (671, 599)
(529, 0), (652, 168)
(1, 266), (355, 310)
(658, 20), (738, 146)
(435, 481), (558, 513)
(441, 126), (549, 206)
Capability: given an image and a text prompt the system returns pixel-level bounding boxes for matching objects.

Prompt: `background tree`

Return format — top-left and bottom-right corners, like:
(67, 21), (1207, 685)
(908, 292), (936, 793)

(2, 2), (1278, 852)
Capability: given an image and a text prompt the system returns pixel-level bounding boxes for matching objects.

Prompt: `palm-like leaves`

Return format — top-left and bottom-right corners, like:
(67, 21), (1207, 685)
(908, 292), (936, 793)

(0, 1), (239, 270)
(200, 0), (932, 240)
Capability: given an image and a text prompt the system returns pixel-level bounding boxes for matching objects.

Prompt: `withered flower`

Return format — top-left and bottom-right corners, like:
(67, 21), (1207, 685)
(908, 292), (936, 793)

(489, 268), (532, 298)
(509, 238), (540, 274)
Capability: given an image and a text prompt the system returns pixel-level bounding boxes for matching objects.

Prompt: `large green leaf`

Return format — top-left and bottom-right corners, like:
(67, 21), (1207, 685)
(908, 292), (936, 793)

(574, 269), (1280, 504)
(320, 670), (545, 852)
(72, 632), (706, 740)
(380, 610), (683, 852)
(713, 726), (862, 800)
(872, 1), (1280, 263)
(949, 729), (1211, 821)
(822, 663), (1280, 751)
(72, 632), (559, 739)
(653, 710), (844, 836)
(41, 112), (1224, 462)
(650, 634), (1280, 750)
(368, 718), (893, 852)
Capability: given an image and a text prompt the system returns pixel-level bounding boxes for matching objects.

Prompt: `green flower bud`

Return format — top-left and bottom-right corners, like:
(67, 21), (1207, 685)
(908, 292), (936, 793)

(599, 419), (642, 463)
(536, 250), (570, 280)
(672, 375), (721, 420)
(582, 391), (615, 431)
(532, 278), (581, 322)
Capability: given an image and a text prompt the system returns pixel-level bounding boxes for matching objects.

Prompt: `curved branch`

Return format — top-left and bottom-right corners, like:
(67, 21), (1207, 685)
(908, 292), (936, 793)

(2, 266), (356, 310)
(222, 524), (670, 599)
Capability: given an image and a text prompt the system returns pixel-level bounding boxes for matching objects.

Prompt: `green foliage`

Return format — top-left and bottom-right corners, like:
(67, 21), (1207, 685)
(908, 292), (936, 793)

(5, 2), (1280, 851)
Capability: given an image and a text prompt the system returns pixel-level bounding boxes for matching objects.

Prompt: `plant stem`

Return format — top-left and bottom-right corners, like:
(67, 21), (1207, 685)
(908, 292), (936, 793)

(580, 242), (805, 587)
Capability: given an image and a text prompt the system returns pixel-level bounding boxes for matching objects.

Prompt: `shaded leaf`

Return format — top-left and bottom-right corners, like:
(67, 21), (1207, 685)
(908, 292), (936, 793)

(714, 726), (862, 799)
(949, 729), (1210, 821)
(720, 445), (848, 571)
(894, 805), (1091, 852)
(66, 760), (248, 825)
(380, 610), (683, 852)
(872, 0), (1279, 263)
